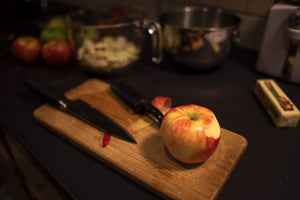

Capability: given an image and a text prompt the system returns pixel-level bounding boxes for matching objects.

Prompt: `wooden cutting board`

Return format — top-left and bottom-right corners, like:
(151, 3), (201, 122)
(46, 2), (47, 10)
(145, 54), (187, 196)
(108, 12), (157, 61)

(33, 79), (247, 200)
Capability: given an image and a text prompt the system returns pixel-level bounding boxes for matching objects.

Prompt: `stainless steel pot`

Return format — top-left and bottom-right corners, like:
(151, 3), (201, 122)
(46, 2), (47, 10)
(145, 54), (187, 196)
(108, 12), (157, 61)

(160, 6), (240, 70)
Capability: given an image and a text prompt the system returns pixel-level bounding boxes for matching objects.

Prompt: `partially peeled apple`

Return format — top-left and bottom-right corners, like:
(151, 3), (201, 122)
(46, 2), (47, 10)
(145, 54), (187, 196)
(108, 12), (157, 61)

(160, 104), (221, 164)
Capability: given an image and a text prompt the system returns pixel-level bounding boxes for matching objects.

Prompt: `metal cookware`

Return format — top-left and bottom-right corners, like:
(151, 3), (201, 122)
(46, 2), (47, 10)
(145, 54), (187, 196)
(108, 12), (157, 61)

(160, 6), (240, 70)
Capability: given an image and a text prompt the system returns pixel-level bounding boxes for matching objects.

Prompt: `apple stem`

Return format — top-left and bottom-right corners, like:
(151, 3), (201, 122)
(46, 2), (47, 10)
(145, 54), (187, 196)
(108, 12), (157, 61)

(190, 114), (199, 121)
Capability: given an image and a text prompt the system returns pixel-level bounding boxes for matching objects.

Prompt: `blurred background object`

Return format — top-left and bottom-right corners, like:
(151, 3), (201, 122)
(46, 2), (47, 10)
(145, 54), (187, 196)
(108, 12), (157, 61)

(256, 1), (300, 85)
(1, 0), (284, 54)
(65, 6), (163, 75)
(160, 6), (240, 70)
(50, 0), (275, 52)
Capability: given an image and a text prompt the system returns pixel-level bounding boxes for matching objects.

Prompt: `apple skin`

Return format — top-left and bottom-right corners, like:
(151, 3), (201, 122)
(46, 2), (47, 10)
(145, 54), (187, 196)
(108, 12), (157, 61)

(160, 104), (221, 164)
(12, 36), (42, 64)
(41, 39), (71, 67)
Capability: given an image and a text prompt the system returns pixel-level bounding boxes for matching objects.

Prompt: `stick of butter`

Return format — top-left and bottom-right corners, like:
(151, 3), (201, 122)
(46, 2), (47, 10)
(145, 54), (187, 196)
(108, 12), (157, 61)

(254, 79), (300, 127)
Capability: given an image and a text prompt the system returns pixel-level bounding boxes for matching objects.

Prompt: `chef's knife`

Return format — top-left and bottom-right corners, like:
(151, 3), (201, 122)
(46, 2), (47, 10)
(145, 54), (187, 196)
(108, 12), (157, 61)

(111, 81), (164, 126)
(26, 79), (137, 144)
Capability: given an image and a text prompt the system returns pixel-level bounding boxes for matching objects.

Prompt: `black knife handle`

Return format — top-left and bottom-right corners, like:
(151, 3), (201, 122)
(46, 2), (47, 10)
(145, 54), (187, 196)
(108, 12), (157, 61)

(111, 81), (148, 113)
(144, 104), (164, 125)
(111, 81), (164, 125)
(25, 79), (63, 107)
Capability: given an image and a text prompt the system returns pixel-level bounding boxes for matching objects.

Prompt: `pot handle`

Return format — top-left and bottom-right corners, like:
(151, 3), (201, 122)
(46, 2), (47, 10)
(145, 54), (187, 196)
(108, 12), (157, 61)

(143, 20), (163, 64)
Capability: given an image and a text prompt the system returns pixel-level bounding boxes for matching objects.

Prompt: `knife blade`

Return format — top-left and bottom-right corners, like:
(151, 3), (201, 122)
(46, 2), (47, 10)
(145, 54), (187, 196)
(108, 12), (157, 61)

(110, 81), (164, 126)
(25, 79), (137, 144)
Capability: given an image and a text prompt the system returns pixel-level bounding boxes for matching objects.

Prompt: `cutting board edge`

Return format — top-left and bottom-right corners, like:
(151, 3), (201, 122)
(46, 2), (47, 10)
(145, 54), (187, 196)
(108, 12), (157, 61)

(33, 108), (174, 199)
(33, 105), (248, 200)
(214, 131), (248, 199)
(31, 78), (249, 200)
(64, 78), (104, 98)
(34, 117), (247, 200)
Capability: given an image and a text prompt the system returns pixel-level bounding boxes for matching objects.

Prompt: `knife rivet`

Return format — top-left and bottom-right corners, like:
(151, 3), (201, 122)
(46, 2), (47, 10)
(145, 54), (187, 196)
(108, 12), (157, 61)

(59, 100), (67, 109)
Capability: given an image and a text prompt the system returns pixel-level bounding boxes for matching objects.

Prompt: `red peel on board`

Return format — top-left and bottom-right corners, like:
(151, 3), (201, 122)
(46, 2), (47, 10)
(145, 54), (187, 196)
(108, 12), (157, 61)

(100, 133), (111, 148)
(152, 96), (172, 114)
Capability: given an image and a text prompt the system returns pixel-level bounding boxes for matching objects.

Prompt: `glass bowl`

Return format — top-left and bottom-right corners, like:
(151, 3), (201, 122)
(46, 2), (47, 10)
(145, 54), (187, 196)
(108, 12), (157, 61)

(66, 7), (163, 75)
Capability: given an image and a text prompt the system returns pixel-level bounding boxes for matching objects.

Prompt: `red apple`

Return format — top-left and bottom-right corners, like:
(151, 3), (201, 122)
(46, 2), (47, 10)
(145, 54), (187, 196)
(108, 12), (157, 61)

(160, 104), (221, 164)
(41, 39), (71, 67)
(12, 36), (42, 64)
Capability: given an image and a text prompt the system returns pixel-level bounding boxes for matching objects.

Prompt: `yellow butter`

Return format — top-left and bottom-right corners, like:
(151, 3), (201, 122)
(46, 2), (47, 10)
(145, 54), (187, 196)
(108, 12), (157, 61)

(254, 79), (300, 127)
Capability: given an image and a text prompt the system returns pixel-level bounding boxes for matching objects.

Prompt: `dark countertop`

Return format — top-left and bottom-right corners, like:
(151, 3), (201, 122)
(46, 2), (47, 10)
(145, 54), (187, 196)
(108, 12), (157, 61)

(1, 2), (300, 200)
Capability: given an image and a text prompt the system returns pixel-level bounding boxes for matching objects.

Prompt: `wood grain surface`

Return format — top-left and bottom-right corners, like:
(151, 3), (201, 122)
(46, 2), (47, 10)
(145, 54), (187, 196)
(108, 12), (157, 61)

(33, 79), (248, 200)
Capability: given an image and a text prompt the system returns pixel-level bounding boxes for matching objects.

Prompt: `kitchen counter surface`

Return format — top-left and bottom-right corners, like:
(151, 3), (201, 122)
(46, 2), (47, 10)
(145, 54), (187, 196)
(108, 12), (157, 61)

(0, 3), (300, 200)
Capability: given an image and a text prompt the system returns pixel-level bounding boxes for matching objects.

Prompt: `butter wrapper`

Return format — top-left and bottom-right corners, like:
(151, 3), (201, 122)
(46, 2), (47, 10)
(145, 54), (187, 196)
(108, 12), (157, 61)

(254, 79), (300, 127)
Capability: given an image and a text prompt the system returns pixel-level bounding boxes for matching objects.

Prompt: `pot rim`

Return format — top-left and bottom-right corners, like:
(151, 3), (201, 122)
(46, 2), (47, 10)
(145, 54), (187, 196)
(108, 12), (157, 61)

(65, 7), (143, 29)
(160, 6), (241, 32)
